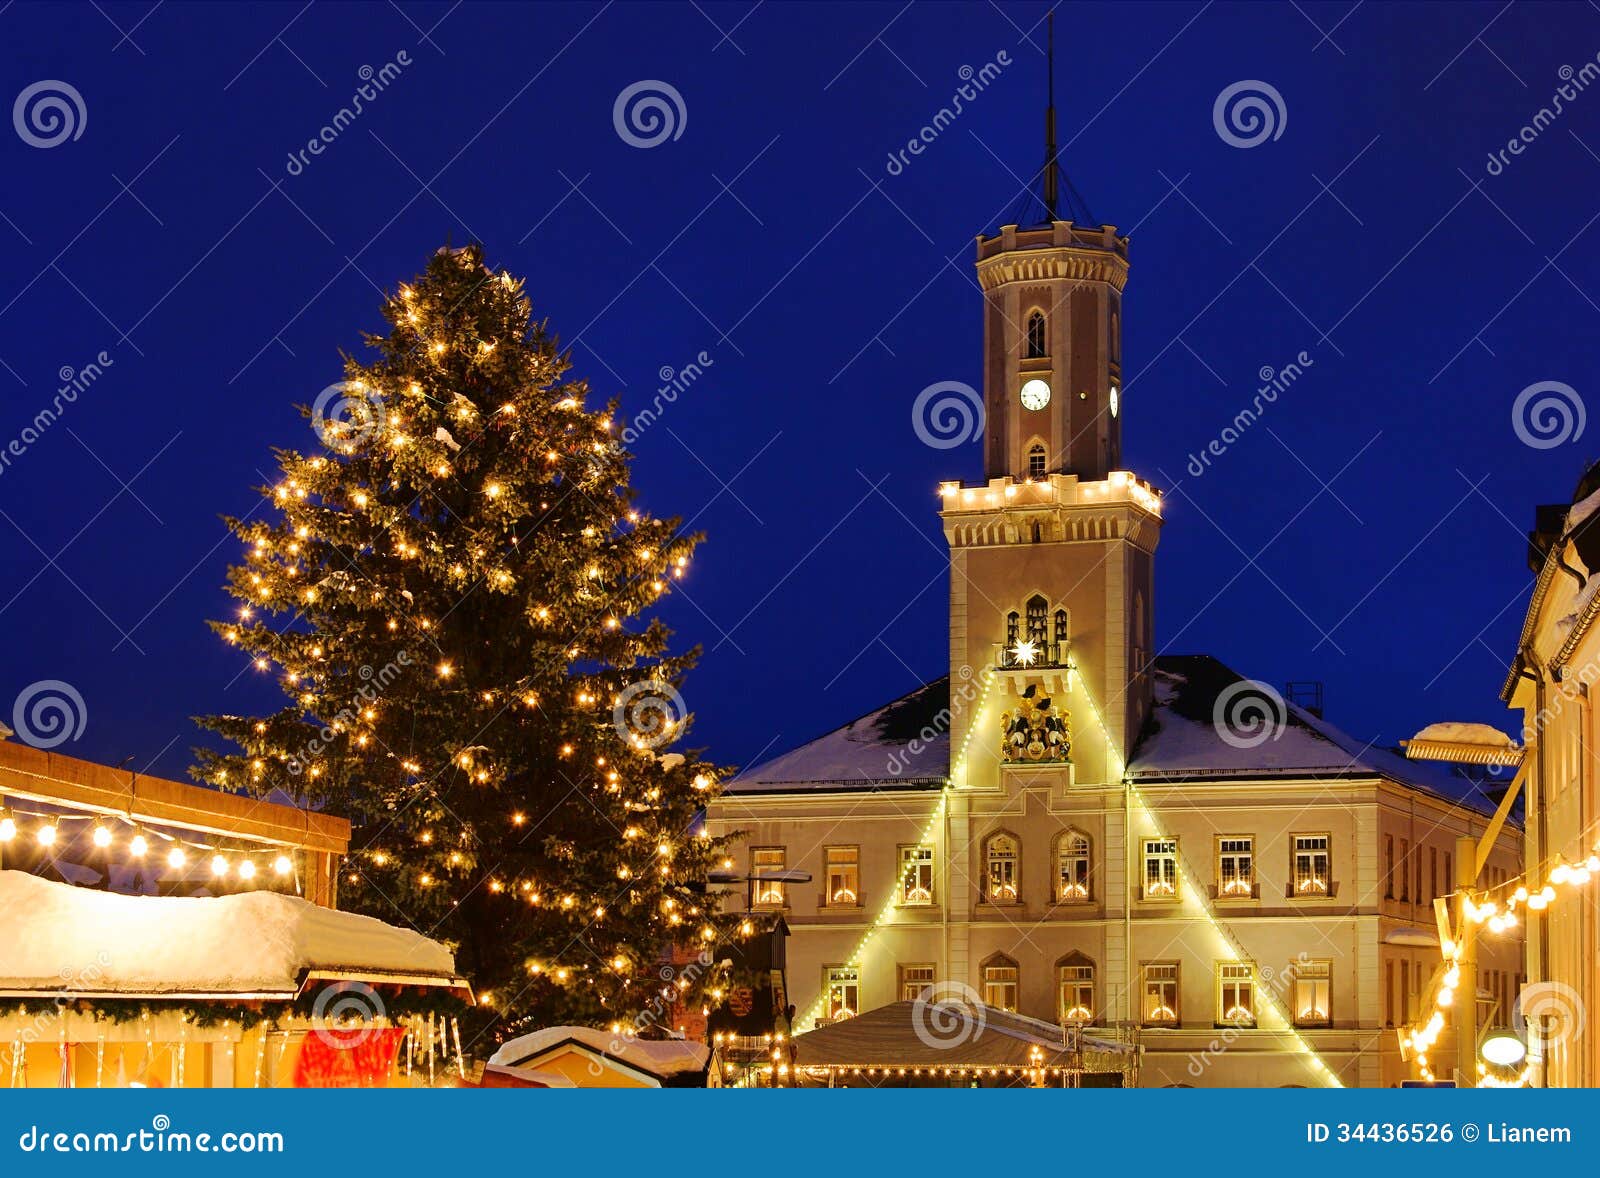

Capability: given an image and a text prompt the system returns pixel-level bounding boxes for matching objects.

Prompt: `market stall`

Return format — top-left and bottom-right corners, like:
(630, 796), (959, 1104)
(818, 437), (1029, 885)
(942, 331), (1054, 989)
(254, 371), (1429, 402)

(0, 871), (470, 1087)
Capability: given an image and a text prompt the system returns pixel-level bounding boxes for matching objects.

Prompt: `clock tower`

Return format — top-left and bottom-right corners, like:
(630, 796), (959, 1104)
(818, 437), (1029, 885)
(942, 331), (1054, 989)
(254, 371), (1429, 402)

(978, 221), (1127, 482)
(941, 35), (1159, 793)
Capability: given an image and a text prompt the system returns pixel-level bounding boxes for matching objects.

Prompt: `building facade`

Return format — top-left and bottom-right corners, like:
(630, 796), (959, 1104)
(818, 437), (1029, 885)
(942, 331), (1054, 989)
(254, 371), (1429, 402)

(1504, 469), (1600, 1087)
(706, 183), (1520, 1089)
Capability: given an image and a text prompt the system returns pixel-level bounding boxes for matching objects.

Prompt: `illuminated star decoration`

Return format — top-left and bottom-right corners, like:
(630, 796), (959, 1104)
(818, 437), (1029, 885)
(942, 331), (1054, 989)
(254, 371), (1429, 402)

(1011, 639), (1038, 666)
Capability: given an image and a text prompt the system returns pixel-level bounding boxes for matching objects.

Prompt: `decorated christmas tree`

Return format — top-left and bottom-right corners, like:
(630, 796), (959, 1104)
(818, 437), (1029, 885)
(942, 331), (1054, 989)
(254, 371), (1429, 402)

(195, 244), (736, 1039)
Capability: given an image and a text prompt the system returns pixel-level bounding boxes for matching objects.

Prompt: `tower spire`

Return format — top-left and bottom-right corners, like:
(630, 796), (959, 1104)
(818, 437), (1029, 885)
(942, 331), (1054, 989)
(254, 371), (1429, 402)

(1043, 13), (1058, 221)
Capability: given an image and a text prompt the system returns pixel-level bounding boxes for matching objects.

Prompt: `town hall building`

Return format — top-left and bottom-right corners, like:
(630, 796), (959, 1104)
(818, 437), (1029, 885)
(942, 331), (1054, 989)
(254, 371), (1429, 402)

(704, 115), (1521, 1088)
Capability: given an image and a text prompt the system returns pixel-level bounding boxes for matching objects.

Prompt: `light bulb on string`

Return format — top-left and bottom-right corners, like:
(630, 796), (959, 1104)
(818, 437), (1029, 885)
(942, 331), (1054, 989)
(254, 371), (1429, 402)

(0, 813), (14, 842)
(211, 855), (229, 878)
(129, 831), (149, 857)
(37, 823), (57, 847)
(168, 847), (187, 869)
(92, 825), (112, 849)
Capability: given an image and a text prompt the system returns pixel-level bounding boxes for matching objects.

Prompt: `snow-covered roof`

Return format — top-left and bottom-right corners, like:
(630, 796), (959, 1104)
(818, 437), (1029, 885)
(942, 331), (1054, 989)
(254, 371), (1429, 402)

(725, 656), (1506, 818)
(1128, 656), (1504, 815)
(0, 870), (459, 997)
(489, 1025), (709, 1083)
(728, 679), (950, 793)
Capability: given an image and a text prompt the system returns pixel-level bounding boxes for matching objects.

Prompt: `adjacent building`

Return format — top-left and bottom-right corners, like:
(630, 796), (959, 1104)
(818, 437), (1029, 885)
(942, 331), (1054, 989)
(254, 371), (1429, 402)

(1503, 465), (1600, 1087)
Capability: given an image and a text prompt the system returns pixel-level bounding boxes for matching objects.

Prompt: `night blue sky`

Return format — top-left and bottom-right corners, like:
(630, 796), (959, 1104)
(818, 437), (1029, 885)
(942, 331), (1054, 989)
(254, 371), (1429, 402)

(0, 0), (1594, 782)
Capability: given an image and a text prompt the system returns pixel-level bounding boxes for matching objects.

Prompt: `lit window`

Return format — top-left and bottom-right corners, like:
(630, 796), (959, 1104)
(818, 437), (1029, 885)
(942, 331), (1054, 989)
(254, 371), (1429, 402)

(751, 848), (785, 907)
(899, 845), (934, 906)
(1217, 837), (1254, 898)
(985, 832), (1019, 902)
(1027, 443), (1047, 479)
(1293, 835), (1331, 895)
(1142, 962), (1178, 1025)
(1294, 960), (1332, 1026)
(1143, 838), (1177, 900)
(983, 959), (1019, 1011)
(901, 964), (936, 1002)
(1217, 962), (1256, 1027)
(1059, 959), (1095, 1023)
(1056, 831), (1090, 901)
(1025, 310), (1047, 359)
(824, 846), (859, 906)
(824, 965), (859, 1021)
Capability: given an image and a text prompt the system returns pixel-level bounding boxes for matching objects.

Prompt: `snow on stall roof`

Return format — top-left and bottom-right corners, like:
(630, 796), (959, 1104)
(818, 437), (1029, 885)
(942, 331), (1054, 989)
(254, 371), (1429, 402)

(727, 678), (951, 792)
(0, 870), (457, 996)
(1409, 721), (1519, 749)
(489, 1025), (708, 1080)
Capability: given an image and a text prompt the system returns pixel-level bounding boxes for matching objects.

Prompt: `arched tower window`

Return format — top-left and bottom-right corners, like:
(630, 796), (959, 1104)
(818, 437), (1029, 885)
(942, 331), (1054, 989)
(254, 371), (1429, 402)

(1005, 610), (1020, 649)
(1053, 609), (1069, 662)
(1027, 442), (1047, 479)
(1025, 595), (1048, 646)
(984, 832), (1019, 902)
(1026, 310), (1048, 359)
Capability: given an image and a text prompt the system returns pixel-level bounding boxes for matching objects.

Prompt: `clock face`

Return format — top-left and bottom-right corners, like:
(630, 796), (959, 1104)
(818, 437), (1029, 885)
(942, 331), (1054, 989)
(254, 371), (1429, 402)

(1019, 378), (1051, 411)
(1109, 385), (1120, 417)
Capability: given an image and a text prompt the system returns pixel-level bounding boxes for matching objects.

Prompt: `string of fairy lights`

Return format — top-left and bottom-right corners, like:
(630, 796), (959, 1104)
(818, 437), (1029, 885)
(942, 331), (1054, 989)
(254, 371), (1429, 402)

(0, 802), (301, 882)
(1405, 833), (1600, 1087)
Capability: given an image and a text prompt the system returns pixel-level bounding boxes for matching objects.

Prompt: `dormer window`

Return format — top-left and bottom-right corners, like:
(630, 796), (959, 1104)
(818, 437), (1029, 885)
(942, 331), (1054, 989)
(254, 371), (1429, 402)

(1027, 443), (1047, 479)
(1026, 310), (1048, 359)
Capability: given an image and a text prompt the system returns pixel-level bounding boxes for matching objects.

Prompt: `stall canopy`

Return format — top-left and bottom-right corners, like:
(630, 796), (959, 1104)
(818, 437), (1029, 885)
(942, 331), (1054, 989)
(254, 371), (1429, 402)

(0, 869), (465, 998)
(792, 1001), (1135, 1074)
(489, 1026), (709, 1088)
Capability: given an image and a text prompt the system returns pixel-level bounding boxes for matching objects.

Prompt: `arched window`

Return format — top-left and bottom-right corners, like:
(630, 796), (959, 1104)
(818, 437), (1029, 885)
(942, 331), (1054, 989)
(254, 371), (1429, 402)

(982, 954), (1019, 1012)
(1005, 610), (1020, 650)
(1026, 310), (1047, 359)
(1025, 595), (1048, 646)
(1110, 308), (1120, 363)
(1056, 830), (1090, 901)
(984, 832), (1019, 902)
(1057, 952), (1096, 1023)
(1027, 442), (1047, 480)
(1053, 609), (1069, 664)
